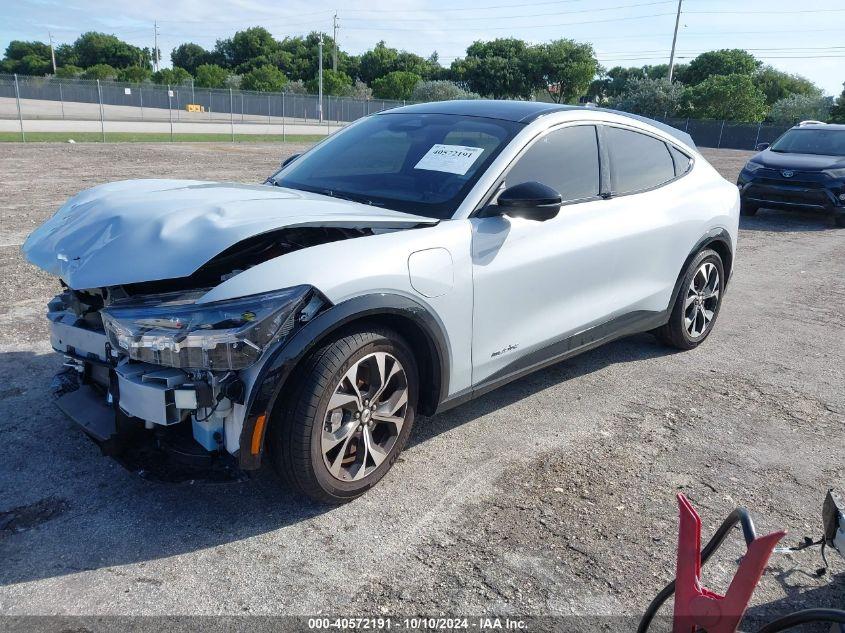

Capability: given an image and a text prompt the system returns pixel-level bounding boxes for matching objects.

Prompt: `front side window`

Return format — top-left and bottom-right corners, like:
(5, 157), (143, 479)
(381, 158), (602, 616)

(606, 126), (675, 194)
(270, 113), (521, 219)
(504, 125), (601, 202)
(770, 129), (845, 156)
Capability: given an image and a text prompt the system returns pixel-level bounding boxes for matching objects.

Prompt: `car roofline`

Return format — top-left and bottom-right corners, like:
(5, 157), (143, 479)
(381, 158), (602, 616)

(378, 99), (695, 149)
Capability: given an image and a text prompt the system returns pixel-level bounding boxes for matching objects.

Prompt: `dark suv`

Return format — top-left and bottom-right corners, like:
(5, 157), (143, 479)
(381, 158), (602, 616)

(737, 123), (845, 227)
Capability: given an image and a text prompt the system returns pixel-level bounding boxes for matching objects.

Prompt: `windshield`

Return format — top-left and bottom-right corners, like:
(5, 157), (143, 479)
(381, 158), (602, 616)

(269, 113), (521, 219)
(770, 128), (845, 156)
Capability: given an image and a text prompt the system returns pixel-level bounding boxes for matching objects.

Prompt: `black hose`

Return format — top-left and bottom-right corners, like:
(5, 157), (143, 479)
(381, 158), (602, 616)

(756, 608), (845, 633)
(637, 507), (758, 633)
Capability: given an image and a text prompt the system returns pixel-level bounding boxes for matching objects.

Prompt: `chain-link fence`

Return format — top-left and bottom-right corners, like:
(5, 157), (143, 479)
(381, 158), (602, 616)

(661, 116), (792, 151)
(2, 73), (793, 149)
(0, 73), (408, 140)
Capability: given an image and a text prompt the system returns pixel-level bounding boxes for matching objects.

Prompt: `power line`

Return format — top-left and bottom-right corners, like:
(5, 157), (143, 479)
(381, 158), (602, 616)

(340, 0), (677, 23)
(342, 11), (678, 31)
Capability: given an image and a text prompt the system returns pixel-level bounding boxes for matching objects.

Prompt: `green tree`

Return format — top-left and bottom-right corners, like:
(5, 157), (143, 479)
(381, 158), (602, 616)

(411, 80), (480, 102)
(686, 74), (768, 122)
(117, 65), (152, 82)
(73, 32), (147, 69)
(611, 77), (686, 118)
(194, 63), (229, 88)
(55, 65), (84, 78)
(754, 66), (821, 106)
(152, 66), (193, 86)
(82, 63), (118, 80)
(358, 41), (399, 85)
(358, 41), (435, 85)
(306, 69), (353, 96)
(54, 43), (80, 68)
(241, 64), (288, 92)
(17, 54), (52, 76)
(829, 83), (845, 123)
(768, 94), (833, 124)
(683, 49), (760, 86)
(460, 38), (535, 99)
(216, 27), (279, 70)
(4, 40), (51, 62)
(1, 41), (52, 75)
(529, 39), (597, 103)
(372, 71), (421, 99)
(171, 43), (211, 75)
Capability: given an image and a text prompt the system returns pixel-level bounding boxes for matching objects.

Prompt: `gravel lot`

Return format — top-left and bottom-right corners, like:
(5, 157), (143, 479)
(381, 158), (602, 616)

(0, 143), (842, 625)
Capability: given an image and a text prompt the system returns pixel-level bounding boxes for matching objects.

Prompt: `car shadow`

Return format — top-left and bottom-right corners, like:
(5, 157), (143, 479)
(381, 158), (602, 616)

(0, 333), (676, 586)
(740, 208), (835, 233)
(742, 567), (845, 631)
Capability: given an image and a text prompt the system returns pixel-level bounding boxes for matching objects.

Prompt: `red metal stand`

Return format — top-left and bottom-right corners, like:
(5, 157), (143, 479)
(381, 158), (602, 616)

(673, 494), (786, 633)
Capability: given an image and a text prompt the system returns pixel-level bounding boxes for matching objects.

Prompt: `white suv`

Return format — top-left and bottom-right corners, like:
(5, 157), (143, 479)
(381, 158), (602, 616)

(23, 100), (739, 502)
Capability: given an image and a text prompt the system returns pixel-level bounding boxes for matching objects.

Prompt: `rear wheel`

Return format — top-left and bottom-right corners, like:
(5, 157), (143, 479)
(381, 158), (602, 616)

(655, 249), (725, 350)
(269, 327), (418, 503)
(740, 200), (759, 216)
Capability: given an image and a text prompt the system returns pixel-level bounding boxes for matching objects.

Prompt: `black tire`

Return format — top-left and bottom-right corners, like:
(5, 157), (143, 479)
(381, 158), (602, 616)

(740, 200), (759, 216)
(268, 326), (418, 503)
(834, 213), (845, 228)
(655, 248), (725, 350)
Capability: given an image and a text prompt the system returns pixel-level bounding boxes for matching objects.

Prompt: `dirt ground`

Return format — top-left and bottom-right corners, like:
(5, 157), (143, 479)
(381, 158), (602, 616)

(0, 143), (842, 627)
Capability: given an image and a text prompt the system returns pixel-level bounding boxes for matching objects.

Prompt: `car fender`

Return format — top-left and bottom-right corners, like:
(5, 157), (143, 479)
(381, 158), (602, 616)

(237, 291), (452, 469)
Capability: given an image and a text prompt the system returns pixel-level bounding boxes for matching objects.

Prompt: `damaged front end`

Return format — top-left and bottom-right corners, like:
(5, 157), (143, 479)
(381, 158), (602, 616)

(24, 178), (439, 481)
(49, 282), (326, 481)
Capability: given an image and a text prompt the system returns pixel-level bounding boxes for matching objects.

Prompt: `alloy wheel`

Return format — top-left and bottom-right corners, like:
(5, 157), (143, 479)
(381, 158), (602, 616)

(321, 352), (409, 482)
(684, 261), (720, 338)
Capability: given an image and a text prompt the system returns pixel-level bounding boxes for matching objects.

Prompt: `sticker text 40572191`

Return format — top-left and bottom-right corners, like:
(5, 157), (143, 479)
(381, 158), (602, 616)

(414, 144), (485, 175)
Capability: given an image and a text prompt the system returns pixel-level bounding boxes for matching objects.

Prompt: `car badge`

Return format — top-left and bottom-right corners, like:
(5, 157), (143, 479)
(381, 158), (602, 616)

(781, 170), (794, 178)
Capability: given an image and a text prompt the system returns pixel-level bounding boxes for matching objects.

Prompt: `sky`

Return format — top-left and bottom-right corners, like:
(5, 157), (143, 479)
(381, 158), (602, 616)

(5, 0), (845, 95)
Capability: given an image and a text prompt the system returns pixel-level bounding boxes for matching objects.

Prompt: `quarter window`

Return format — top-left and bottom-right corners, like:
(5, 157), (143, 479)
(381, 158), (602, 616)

(669, 145), (692, 176)
(606, 126), (676, 194)
(505, 125), (601, 202)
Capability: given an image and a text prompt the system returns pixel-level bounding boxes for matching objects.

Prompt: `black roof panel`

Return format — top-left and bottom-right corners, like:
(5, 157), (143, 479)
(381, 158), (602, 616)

(378, 99), (580, 123)
(378, 99), (696, 148)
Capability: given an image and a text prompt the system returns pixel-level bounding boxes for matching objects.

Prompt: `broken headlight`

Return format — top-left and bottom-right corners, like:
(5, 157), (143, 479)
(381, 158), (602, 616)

(101, 286), (311, 370)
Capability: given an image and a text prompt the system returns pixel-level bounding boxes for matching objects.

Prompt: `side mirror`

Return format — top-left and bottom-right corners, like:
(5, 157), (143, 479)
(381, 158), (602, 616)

(755, 143), (770, 151)
(483, 181), (562, 221)
(281, 153), (301, 168)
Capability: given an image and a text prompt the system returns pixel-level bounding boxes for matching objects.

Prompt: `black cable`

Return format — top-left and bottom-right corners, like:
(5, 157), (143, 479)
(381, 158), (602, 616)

(637, 508), (758, 633)
(756, 609), (845, 633)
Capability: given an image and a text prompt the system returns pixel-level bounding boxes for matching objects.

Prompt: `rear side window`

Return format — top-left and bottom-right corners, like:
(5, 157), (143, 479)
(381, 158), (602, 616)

(505, 125), (600, 202)
(605, 126), (675, 194)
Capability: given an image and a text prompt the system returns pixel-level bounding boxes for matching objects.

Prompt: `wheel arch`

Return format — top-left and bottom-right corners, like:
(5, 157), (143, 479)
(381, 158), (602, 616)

(238, 292), (450, 469)
(668, 228), (734, 311)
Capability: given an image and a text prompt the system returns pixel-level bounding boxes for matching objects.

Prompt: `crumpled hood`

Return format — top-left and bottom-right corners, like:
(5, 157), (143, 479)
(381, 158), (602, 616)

(23, 179), (437, 289)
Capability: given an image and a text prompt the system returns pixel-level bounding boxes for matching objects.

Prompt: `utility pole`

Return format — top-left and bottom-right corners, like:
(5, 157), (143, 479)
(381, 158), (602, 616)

(667, 0), (683, 82)
(318, 33), (324, 123)
(332, 13), (338, 72)
(48, 31), (57, 74)
(153, 21), (160, 72)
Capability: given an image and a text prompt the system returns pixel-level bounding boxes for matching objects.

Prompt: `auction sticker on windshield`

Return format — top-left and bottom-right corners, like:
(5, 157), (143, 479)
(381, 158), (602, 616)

(414, 144), (485, 175)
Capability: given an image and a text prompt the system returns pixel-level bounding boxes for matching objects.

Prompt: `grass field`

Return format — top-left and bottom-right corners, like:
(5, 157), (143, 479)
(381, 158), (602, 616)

(0, 131), (326, 143)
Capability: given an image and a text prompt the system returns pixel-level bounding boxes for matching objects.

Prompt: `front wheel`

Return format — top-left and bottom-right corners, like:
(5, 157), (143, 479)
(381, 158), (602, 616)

(834, 213), (845, 228)
(655, 249), (725, 350)
(269, 327), (418, 503)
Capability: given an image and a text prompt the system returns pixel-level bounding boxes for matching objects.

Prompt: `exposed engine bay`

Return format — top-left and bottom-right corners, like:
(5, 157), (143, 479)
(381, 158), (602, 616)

(45, 226), (371, 480)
